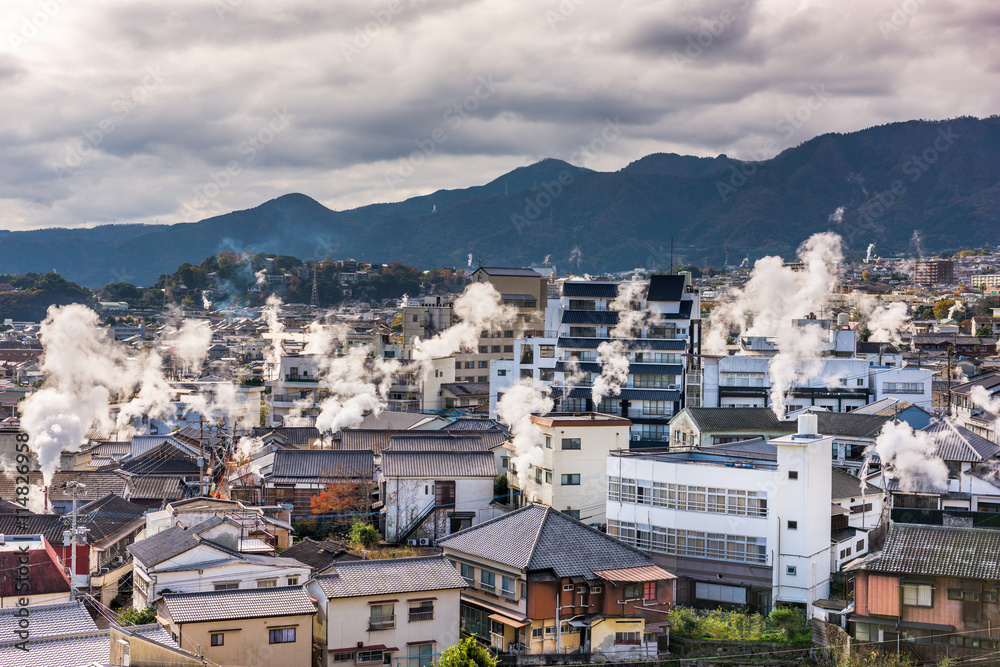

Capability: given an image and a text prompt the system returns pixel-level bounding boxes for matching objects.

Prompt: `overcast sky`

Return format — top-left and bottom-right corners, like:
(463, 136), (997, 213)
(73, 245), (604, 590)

(1, 0), (997, 231)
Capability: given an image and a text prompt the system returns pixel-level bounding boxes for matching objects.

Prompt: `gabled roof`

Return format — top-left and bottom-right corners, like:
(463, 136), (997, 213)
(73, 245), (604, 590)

(313, 555), (466, 599)
(267, 450), (373, 483)
(831, 467), (882, 499)
(251, 426), (321, 446)
(76, 493), (147, 544)
(120, 441), (200, 475)
(438, 503), (653, 578)
(126, 475), (184, 501)
(858, 523), (1000, 580)
(680, 407), (789, 433)
(440, 382), (490, 396)
(0, 513), (66, 544)
(383, 451), (497, 478)
(444, 418), (510, 435)
(387, 433), (492, 451)
(950, 370), (1000, 397)
(0, 629), (109, 666)
(0, 602), (97, 642)
(281, 537), (358, 570)
(646, 275), (686, 302)
(354, 411), (443, 431)
(333, 429), (394, 454)
(561, 282), (619, 299)
(922, 419), (1000, 462)
(127, 516), (236, 568)
(0, 470), (128, 502)
(815, 412), (890, 438)
(161, 585), (317, 624)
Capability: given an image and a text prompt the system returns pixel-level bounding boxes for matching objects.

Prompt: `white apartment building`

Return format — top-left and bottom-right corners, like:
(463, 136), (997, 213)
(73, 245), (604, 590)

(606, 415), (833, 618)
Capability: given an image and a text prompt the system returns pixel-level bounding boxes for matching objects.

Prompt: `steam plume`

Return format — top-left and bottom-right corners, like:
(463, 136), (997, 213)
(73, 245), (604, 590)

(865, 243), (875, 263)
(592, 281), (647, 405)
(874, 420), (948, 493)
(497, 381), (553, 487)
(413, 282), (514, 365)
(829, 206), (845, 224)
(263, 295), (285, 381)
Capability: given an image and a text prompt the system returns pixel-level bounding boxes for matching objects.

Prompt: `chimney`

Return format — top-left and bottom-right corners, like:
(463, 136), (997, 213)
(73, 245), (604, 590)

(797, 413), (818, 436)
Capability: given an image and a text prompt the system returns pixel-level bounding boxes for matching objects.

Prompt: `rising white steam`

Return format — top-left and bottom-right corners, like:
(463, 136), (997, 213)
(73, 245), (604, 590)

(828, 206), (845, 224)
(497, 380), (553, 487)
(592, 281), (647, 405)
(857, 296), (909, 345)
(569, 246), (582, 267)
(254, 269), (267, 286)
(314, 346), (400, 434)
(20, 304), (174, 485)
(705, 232), (844, 418)
(865, 243), (876, 263)
(165, 317), (212, 376)
(467, 253), (473, 268)
(263, 295), (285, 381)
(874, 420), (948, 493)
(413, 282), (514, 365)
(947, 300), (963, 322)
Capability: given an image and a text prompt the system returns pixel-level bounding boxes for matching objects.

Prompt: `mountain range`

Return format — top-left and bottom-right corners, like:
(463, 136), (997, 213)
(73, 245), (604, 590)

(2, 115), (999, 287)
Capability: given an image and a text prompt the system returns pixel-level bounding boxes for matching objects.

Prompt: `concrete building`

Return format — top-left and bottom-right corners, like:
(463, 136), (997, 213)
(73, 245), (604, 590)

(914, 259), (955, 286)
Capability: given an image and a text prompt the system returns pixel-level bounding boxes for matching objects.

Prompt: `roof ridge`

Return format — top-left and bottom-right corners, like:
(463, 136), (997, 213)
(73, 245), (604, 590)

(437, 502), (538, 544)
(320, 554), (444, 574)
(522, 505), (551, 570)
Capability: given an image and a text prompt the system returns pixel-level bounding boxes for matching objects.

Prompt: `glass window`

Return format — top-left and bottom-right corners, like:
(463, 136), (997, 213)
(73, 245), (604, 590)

(561, 438), (581, 450)
(480, 569), (496, 592)
(257, 579), (277, 588)
(545, 436), (552, 448)
(561, 474), (580, 485)
(214, 582), (239, 591)
(370, 604), (395, 630)
(460, 563), (474, 583)
(211, 633), (224, 646)
(540, 345), (555, 358)
(287, 577), (298, 586)
(269, 628), (295, 644)
(902, 583), (933, 607)
(408, 643), (434, 667)
(501, 576), (515, 598)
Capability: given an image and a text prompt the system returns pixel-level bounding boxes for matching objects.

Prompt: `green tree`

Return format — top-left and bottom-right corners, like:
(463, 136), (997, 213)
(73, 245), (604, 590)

(976, 325), (993, 337)
(348, 521), (381, 550)
(116, 606), (157, 626)
(933, 298), (956, 320)
(437, 637), (498, 667)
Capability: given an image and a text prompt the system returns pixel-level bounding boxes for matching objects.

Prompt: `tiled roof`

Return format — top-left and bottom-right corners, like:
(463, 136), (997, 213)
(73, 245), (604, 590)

(562, 282), (619, 299)
(440, 382), (490, 396)
(0, 602), (97, 642)
(281, 538), (358, 570)
(313, 555), (466, 599)
(438, 504), (653, 578)
(127, 515), (233, 567)
(0, 630), (109, 666)
(268, 450), (373, 483)
(814, 413), (890, 438)
(126, 475), (185, 501)
(851, 398), (917, 417)
(856, 342), (900, 354)
(251, 426), (321, 446)
(950, 371), (1000, 397)
(77, 493), (147, 543)
(562, 310), (619, 325)
(383, 451), (497, 478)
(444, 418), (510, 435)
(355, 411), (442, 431)
(126, 623), (180, 649)
(0, 513), (66, 544)
(387, 434), (492, 451)
(333, 429), (394, 454)
(680, 407), (789, 433)
(831, 467), (882, 499)
(0, 470), (128, 502)
(862, 523), (1000, 580)
(922, 419), (1000, 462)
(161, 585), (317, 624)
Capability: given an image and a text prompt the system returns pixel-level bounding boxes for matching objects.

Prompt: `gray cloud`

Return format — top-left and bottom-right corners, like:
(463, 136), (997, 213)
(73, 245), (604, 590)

(0, 0), (996, 230)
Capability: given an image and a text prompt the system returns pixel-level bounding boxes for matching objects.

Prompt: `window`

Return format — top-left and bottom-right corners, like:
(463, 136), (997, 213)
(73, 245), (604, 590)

(564, 582), (574, 592)
(563, 509), (580, 519)
(369, 604), (395, 630)
(464, 361), (475, 369)
(624, 583), (642, 600)
(614, 631), (641, 645)
(857, 540), (864, 551)
(540, 345), (555, 358)
(850, 503), (873, 514)
(501, 576), (515, 598)
(409, 600), (434, 622)
(503, 345), (514, 353)
(269, 628), (296, 644)
(788, 471), (798, 480)
(500, 456), (509, 470)
(455, 361), (461, 370)
(478, 360), (488, 368)
(214, 582), (239, 591)
(257, 578), (277, 588)
(491, 345), (501, 353)
(695, 582), (747, 604)
(460, 563), (474, 584)
(643, 582), (656, 601)
(531, 627), (543, 639)
(479, 346), (488, 354)
(211, 633), (224, 646)
(561, 474), (580, 485)
(333, 653), (355, 662)
(561, 438), (581, 450)
(902, 582), (933, 607)
(520, 369), (533, 379)
(545, 471), (552, 483)
(787, 520), (798, 530)
(408, 643), (434, 667)
(786, 566), (797, 575)
(480, 569), (496, 592)
(545, 435), (552, 449)
(521, 582), (528, 599)
(357, 650), (383, 664)
(544, 626), (555, 635)
(504, 330), (514, 338)
(497, 369), (506, 377)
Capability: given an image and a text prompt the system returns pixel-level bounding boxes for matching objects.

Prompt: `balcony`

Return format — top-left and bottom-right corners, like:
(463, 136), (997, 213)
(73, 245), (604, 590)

(408, 610), (434, 622)
(368, 615), (395, 631)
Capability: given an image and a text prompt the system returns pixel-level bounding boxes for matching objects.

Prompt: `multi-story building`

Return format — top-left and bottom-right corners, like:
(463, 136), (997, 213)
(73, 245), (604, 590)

(914, 258), (955, 286)
(504, 412), (632, 525)
(606, 414), (833, 617)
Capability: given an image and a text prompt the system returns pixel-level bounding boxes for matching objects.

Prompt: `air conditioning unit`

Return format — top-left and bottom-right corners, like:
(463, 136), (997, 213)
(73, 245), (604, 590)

(631, 435), (640, 441)
(661, 436), (669, 442)
(418, 538), (431, 546)
(668, 384), (678, 390)
(407, 539), (418, 546)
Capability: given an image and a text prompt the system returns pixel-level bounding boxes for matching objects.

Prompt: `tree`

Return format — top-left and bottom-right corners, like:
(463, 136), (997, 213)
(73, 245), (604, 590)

(976, 325), (993, 337)
(348, 520), (381, 549)
(767, 607), (798, 637)
(437, 637), (498, 667)
(116, 606), (157, 626)
(933, 298), (957, 320)
(858, 325), (872, 342)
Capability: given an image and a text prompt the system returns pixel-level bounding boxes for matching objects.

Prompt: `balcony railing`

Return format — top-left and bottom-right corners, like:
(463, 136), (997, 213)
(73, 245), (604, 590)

(408, 610), (434, 622)
(479, 582), (495, 593)
(368, 615), (395, 631)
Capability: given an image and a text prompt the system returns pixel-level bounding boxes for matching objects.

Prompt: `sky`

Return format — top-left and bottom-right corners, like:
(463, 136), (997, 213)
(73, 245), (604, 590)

(1, 0), (997, 231)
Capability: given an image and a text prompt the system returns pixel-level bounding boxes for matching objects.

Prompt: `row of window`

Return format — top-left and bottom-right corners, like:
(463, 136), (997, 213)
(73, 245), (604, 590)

(608, 478), (768, 517)
(883, 382), (925, 394)
(457, 562), (525, 600)
(333, 644), (434, 667)
(214, 576), (298, 591)
(368, 600), (435, 630)
(211, 627), (295, 647)
(608, 520), (768, 564)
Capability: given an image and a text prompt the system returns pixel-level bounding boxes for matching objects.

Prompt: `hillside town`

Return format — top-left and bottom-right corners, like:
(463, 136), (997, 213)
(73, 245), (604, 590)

(3, 237), (1000, 666)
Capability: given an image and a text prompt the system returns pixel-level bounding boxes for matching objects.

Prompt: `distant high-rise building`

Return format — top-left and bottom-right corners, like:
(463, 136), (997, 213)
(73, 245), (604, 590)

(913, 259), (954, 286)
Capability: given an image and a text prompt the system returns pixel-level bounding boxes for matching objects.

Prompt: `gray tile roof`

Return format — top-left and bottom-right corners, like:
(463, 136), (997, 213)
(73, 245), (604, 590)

(268, 449), (373, 483)
(355, 411), (440, 431)
(387, 434), (492, 451)
(161, 585), (317, 624)
(251, 426), (321, 445)
(313, 554), (467, 599)
(77, 493), (147, 543)
(814, 412), (890, 438)
(444, 418), (510, 435)
(0, 602), (97, 642)
(861, 523), (1000, 580)
(561, 282), (619, 299)
(922, 419), (1000, 462)
(126, 474), (184, 500)
(476, 267), (541, 277)
(438, 504), (653, 578)
(281, 538), (358, 570)
(440, 382), (490, 396)
(333, 429), (394, 454)
(127, 515), (233, 567)
(0, 630), (109, 667)
(831, 467), (882, 499)
(382, 451), (498, 478)
(681, 407), (790, 433)
(127, 623), (180, 649)
(0, 470), (128, 502)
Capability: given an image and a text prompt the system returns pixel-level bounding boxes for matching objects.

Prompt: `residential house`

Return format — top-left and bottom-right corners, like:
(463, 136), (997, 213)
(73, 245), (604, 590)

(506, 412), (632, 525)
(157, 586), (317, 666)
(606, 415), (833, 617)
(261, 449), (374, 517)
(847, 523), (1000, 662)
(281, 537), (360, 574)
(0, 535), (72, 607)
(950, 371), (1000, 442)
(307, 555), (467, 667)
(75, 493), (147, 605)
(128, 515), (310, 607)
(0, 601), (110, 666)
(438, 503), (675, 659)
(109, 622), (203, 667)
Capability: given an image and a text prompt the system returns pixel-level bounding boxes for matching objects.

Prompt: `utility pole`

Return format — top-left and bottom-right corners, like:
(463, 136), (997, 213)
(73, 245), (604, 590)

(62, 482), (87, 601)
(199, 416), (206, 498)
(946, 345), (954, 416)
